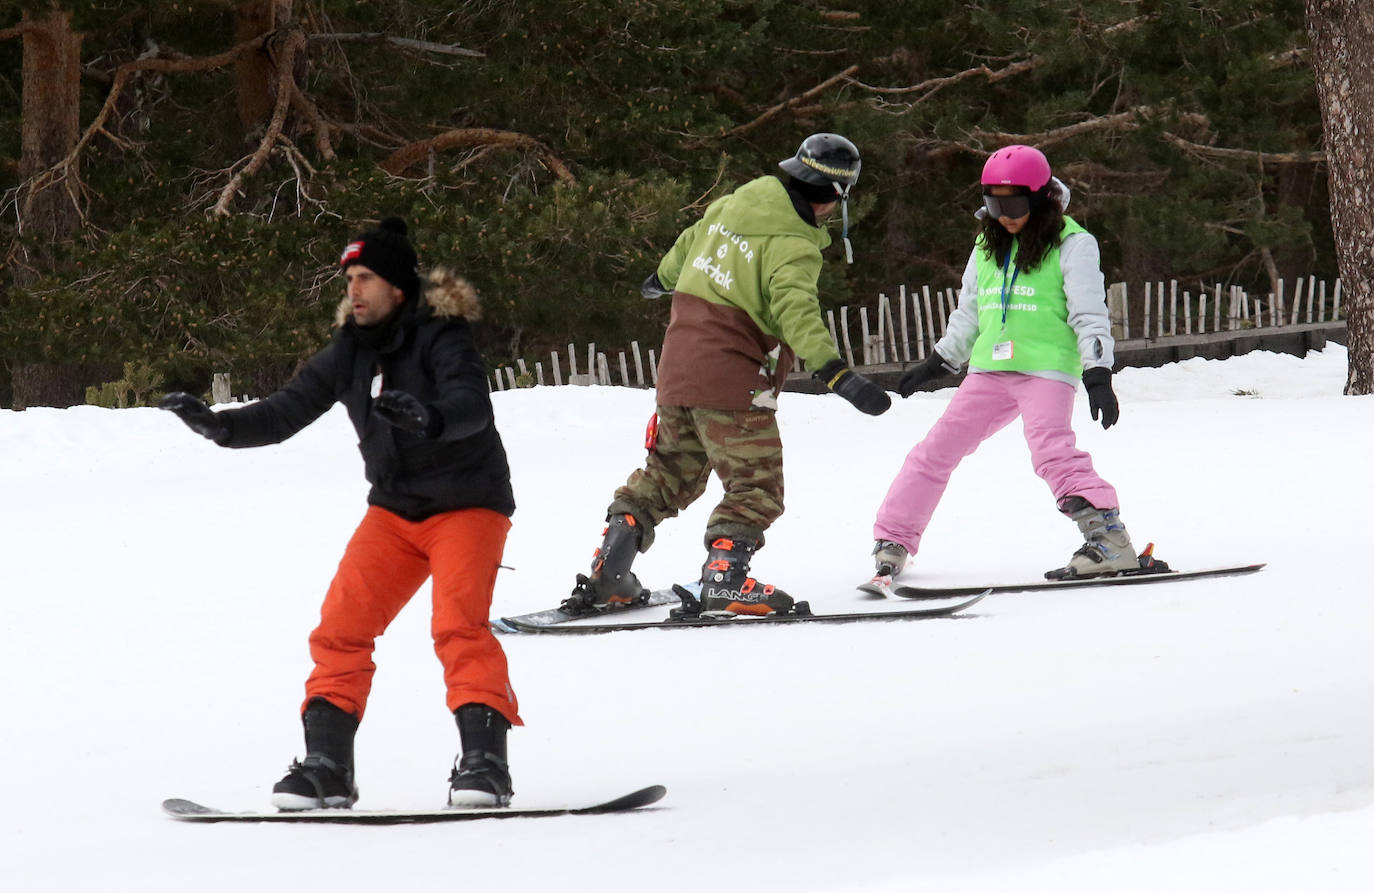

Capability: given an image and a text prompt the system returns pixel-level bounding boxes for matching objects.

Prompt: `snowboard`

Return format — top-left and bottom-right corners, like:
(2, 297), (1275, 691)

(490, 585), (693, 634)
(162, 784), (666, 824)
(497, 591), (987, 635)
(862, 562), (1265, 599)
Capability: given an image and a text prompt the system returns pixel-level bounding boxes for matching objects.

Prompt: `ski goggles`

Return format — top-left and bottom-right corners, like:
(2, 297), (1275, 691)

(982, 191), (1032, 220)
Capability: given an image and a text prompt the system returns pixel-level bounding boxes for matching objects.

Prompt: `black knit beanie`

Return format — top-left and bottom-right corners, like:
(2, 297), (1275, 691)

(339, 216), (420, 299)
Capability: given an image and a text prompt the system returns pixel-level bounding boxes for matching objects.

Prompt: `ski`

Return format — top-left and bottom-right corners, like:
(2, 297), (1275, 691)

(162, 784), (666, 824)
(857, 576), (896, 599)
(490, 585), (693, 634)
(498, 591), (987, 635)
(885, 562), (1265, 599)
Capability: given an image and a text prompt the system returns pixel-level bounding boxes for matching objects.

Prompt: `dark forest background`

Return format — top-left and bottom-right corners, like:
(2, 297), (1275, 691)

(1, 1), (1330, 407)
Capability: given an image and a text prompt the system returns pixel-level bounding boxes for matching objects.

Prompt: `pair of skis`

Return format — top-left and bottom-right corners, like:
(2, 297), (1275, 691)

(492, 561), (1266, 635)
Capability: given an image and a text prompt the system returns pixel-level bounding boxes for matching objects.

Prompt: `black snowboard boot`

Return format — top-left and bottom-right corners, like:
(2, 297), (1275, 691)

(449, 703), (513, 808)
(563, 513), (647, 613)
(698, 536), (794, 615)
(270, 697), (360, 810)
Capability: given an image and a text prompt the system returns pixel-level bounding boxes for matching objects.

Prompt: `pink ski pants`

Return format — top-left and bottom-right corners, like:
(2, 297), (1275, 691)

(874, 371), (1118, 554)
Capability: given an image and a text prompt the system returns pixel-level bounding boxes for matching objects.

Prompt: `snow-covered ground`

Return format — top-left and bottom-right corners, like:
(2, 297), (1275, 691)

(3, 345), (1371, 892)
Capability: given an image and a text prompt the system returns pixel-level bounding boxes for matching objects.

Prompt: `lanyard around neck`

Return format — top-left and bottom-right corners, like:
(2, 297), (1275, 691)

(999, 249), (1021, 328)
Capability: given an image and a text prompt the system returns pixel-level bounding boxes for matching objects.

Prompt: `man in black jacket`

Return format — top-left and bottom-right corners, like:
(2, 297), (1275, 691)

(162, 218), (520, 810)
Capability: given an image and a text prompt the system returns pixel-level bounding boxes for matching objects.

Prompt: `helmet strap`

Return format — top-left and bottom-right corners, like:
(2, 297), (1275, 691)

(835, 181), (853, 264)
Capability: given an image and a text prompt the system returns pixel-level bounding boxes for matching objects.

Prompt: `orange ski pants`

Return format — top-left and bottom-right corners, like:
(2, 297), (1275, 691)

(303, 505), (521, 725)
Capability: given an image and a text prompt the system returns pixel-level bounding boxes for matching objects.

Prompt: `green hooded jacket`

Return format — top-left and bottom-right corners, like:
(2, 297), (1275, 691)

(653, 176), (842, 410)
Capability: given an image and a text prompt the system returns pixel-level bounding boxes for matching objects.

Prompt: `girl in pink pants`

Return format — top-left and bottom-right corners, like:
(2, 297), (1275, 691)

(874, 372), (1118, 557)
(872, 145), (1138, 581)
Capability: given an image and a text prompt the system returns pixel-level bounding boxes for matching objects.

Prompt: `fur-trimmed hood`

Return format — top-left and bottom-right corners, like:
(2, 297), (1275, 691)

(334, 266), (482, 327)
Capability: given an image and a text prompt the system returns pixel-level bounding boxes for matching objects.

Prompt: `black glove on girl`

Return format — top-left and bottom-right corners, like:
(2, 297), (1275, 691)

(1082, 366), (1119, 429)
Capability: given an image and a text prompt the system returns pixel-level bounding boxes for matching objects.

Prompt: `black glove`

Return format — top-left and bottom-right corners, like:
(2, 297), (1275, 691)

(159, 392), (229, 442)
(897, 351), (956, 398)
(640, 272), (672, 299)
(814, 359), (891, 416)
(1082, 366), (1119, 430)
(373, 389), (440, 437)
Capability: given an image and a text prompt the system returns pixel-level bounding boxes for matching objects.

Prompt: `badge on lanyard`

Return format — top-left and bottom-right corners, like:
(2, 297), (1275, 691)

(992, 341), (1014, 361)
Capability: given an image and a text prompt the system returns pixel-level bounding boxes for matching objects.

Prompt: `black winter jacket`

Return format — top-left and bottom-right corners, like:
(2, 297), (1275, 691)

(218, 269), (514, 521)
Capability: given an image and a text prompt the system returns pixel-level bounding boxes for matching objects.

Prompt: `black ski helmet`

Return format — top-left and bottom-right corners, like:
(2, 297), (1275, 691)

(778, 133), (861, 194)
(778, 133), (861, 263)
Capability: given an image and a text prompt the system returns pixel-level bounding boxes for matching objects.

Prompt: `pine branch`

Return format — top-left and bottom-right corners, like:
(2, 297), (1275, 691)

(381, 129), (575, 183)
(309, 32), (485, 59)
(0, 21), (42, 41)
(849, 57), (1037, 98)
(1161, 132), (1326, 166)
(24, 32), (274, 205)
(213, 28), (307, 216)
(693, 64), (860, 146)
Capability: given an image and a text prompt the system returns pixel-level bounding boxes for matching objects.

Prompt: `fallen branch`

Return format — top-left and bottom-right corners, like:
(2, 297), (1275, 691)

(381, 129), (576, 183)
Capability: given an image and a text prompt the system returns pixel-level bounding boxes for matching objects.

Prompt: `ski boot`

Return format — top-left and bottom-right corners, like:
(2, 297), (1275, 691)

(698, 536), (794, 616)
(562, 513), (648, 615)
(449, 703), (513, 808)
(270, 697), (360, 810)
(872, 540), (909, 577)
(1045, 496), (1138, 580)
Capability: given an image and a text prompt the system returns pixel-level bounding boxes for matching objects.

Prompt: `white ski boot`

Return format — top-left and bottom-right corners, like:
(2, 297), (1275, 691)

(871, 540), (909, 577)
(1046, 496), (1138, 580)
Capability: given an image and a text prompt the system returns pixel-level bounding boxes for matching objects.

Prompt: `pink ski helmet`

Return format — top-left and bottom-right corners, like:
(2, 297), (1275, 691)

(981, 145), (1052, 191)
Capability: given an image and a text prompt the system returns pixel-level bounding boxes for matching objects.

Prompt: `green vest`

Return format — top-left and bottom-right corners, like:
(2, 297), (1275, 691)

(969, 217), (1086, 378)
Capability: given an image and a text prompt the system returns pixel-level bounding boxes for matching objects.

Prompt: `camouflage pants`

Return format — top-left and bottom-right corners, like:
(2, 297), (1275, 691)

(610, 405), (784, 552)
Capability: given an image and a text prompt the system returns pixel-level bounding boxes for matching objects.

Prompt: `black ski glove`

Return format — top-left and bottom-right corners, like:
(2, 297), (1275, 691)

(897, 351), (957, 398)
(159, 392), (229, 442)
(373, 389), (441, 437)
(814, 359), (891, 416)
(1082, 366), (1119, 430)
(640, 272), (672, 300)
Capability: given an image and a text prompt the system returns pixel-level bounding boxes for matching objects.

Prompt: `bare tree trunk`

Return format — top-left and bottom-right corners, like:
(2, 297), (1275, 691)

(1273, 161), (1320, 284)
(12, 5), (86, 410)
(233, 0), (294, 132)
(18, 5), (83, 253)
(1306, 0), (1374, 395)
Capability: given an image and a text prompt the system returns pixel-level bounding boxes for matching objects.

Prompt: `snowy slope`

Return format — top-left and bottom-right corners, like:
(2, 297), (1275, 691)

(3, 345), (1372, 892)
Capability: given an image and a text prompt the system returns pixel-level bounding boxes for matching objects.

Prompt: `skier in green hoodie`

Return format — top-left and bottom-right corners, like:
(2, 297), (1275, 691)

(564, 133), (890, 617)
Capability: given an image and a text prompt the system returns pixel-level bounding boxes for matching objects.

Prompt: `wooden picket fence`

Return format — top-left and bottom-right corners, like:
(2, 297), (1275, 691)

(490, 275), (1346, 391)
(1108, 275), (1342, 340)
